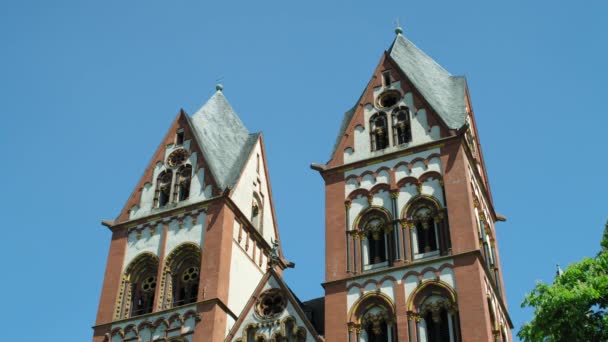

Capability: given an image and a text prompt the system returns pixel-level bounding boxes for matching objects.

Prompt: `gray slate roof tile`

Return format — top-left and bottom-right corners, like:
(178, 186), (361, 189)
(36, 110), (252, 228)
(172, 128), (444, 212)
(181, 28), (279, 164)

(189, 91), (259, 190)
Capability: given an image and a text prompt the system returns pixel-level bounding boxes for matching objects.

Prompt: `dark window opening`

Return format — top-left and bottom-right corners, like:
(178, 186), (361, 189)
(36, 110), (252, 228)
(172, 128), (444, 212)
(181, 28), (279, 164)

(378, 90), (400, 108)
(382, 71), (391, 87)
(172, 266), (199, 307)
(155, 171), (173, 208)
(367, 231), (387, 264)
(176, 165), (192, 202)
(366, 322), (389, 342)
(370, 113), (389, 151)
(416, 219), (438, 253)
(425, 308), (450, 342)
(176, 130), (184, 145)
(393, 107), (411, 145)
(131, 275), (156, 316)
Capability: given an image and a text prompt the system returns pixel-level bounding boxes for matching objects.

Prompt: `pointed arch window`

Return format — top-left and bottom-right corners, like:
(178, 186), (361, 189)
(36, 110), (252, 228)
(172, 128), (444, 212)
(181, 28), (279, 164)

(392, 106), (411, 145)
(370, 113), (389, 151)
(155, 170), (173, 208)
(175, 165), (192, 202)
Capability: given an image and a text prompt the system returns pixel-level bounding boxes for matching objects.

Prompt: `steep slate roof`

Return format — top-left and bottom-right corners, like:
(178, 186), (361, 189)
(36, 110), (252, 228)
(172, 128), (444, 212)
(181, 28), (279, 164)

(189, 90), (259, 190)
(331, 33), (467, 157)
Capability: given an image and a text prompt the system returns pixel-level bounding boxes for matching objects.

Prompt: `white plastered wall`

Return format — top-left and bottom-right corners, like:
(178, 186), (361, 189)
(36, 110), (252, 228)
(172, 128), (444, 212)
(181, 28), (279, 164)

(344, 86), (441, 164)
(164, 211), (207, 256)
(228, 219), (265, 325)
(123, 222), (163, 270)
(230, 139), (276, 244)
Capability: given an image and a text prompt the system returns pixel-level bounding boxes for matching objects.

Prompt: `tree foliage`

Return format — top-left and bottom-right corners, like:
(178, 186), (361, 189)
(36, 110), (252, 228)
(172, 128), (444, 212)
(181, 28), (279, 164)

(518, 221), (608, 342)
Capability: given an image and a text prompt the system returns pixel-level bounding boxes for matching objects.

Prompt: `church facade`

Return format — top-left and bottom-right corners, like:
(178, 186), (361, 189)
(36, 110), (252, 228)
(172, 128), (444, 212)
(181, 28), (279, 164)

(92, 29), (513, 342)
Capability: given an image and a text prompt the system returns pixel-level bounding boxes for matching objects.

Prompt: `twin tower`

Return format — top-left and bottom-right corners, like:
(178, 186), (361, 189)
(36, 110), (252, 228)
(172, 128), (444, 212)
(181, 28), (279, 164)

(93, 30), (513, 342)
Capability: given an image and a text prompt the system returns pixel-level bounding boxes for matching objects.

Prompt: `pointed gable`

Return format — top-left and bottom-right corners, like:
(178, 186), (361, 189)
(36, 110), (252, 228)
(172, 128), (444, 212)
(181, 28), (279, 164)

(329, 33), (467, 164)
(115, 111), (220, 223)
(190, 91), (258, 190)
(388, 33), (466, 129)
(227, 270), (323, 341)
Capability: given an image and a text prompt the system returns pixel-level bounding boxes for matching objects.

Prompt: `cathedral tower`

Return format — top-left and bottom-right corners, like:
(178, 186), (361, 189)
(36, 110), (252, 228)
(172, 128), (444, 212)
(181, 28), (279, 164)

(92, 88), (287, 342)
(312, 28), (513, 341)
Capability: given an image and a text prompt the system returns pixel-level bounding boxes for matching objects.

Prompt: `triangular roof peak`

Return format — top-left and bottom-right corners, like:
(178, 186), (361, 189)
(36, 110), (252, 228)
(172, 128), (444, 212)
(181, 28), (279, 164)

(388, 33), (467, 129)
(328, 33), (467, 161)
(190, 90), (258, 190)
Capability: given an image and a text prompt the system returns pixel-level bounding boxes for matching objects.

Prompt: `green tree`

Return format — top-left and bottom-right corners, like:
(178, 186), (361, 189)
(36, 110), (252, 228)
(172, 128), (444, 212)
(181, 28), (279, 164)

(518, 222), (608, 342)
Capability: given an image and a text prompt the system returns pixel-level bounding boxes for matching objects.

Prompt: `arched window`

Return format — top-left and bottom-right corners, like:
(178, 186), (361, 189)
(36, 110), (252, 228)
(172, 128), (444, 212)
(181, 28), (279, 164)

(155, 170), (173, 207)
(358, 209), (392, 268)
(370, 113), (389, 151)
(349, 294), (396, 342)
(116, 253), (159, 319)
(251, 193), (263, 233)
(409, 282), (461, 342)
(159, 243), (201, 309)
(404, 197), (449, 259)
(392, 106), (411, 145)
(175, 165), (192, 202)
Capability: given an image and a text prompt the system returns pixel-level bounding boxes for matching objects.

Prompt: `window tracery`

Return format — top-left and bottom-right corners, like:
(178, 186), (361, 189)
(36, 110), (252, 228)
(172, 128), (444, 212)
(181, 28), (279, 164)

(158, 243), (201, 309)
(370, 113), (389, 151)
(114, 253), (159, 319)
(256, 289), (287, 319)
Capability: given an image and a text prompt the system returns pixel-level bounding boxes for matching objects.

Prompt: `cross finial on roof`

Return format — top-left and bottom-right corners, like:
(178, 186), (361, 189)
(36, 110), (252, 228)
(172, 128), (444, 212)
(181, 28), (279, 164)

(395, 18), (403, 35)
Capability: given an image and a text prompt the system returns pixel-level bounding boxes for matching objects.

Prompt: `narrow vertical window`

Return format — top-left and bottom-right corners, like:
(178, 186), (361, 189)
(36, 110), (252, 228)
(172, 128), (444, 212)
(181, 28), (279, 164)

(392, 106), (411, 145)
(154, 170), (173, 208)
(370, 113), (389, 151)
(175, 165), (192, 202)
(176, 129), (184, 145)
(251, 193), (263, 233)
(256, 154), (260, 174)
(382, 71), (391, 87)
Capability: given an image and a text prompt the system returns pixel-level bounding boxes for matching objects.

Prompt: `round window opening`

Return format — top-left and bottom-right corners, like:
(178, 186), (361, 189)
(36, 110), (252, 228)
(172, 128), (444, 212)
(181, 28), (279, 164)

(256, 289), (287, 319)
(141, 276), (157, 292)
(377, 90), (401, 109)
(167, 148), (189, 167)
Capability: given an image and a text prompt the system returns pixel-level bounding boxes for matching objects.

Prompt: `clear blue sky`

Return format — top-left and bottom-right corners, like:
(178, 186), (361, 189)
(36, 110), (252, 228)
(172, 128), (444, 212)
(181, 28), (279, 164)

(1, 0), (606, 340)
